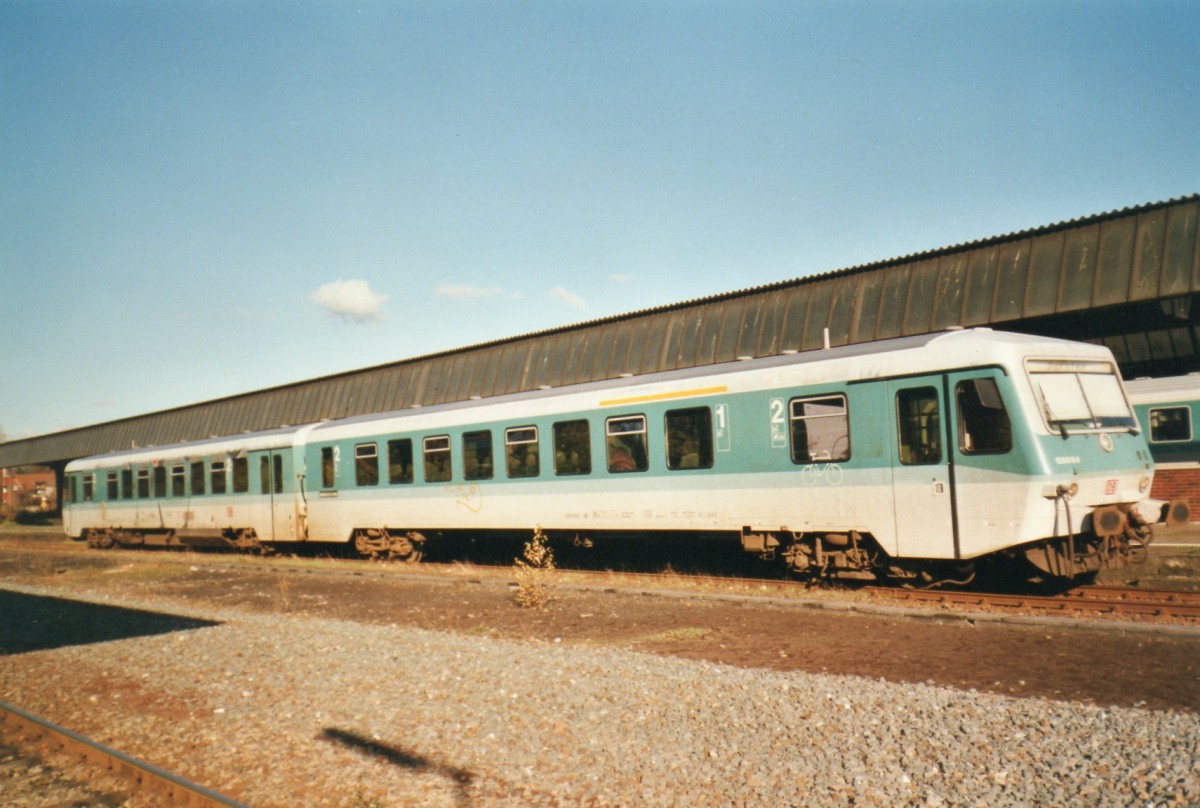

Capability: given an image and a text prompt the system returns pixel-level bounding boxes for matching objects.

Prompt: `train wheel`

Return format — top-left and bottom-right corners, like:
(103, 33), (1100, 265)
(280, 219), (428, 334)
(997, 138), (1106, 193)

(353, 528), (425, 562)
(85, 530), (115, 549)
(353, 528), (387, 560)
(390, 531), (426, 563)
(227, 529), (265, 554)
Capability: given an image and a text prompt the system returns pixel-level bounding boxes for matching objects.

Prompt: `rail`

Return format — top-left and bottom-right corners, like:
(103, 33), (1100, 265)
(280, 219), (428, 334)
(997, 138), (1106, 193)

(0, 699), (247, 808)
(866, 586), (1200, 620)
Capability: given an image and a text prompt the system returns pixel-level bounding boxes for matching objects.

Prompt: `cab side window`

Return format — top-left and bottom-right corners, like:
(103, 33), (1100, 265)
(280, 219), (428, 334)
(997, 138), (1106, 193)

(957, 378), (1012, 454)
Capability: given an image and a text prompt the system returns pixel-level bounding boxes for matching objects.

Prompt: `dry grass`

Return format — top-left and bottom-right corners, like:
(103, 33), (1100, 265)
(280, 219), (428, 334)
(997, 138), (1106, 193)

(512, 527), (555, 609)
(636, 626), (712, 644)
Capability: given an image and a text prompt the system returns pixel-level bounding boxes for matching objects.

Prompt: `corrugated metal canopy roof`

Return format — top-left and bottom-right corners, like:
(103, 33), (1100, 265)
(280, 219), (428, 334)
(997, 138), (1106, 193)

(4, 193), (1198, 469)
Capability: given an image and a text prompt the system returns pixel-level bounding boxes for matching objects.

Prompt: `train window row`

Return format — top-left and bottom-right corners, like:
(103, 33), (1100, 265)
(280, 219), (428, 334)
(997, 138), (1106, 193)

(316, 379), (1003, 492)
(67, 454), (285, 503)
(69, 378), (1013, 501)
(326, 398), (856, 489)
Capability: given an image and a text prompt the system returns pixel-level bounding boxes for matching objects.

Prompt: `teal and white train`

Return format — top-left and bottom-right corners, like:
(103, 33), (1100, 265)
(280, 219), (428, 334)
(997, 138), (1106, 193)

(63, 329), (1165, 583)
(1126, 374), (1200, 517)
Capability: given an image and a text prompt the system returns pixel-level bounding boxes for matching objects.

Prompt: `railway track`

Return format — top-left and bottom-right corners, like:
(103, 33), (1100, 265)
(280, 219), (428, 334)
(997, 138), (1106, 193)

(3, 534), (1199, 625)
(867, 584), (1200, 620)
(0, 699), (246, 807)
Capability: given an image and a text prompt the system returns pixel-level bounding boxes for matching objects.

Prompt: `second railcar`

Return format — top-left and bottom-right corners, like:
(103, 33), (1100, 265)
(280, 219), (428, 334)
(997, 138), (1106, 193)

(1126, 374), (1199, 519)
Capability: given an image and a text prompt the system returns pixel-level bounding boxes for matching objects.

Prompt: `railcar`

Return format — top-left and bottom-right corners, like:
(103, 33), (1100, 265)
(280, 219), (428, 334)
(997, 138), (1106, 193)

(1126, 374), (1199, 521)
(63, 329), (1165, 582)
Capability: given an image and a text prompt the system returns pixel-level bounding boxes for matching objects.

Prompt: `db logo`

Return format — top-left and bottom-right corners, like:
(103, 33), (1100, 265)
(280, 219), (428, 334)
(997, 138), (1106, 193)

(1105, 479), (1118, 496)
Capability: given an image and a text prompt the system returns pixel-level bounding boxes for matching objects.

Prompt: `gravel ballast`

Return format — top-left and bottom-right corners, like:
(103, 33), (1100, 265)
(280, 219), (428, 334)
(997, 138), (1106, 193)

(1, 581), (1197, 807)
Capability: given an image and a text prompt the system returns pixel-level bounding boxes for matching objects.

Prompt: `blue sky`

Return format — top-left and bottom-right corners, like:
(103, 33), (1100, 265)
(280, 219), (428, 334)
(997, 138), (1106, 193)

(2, 0), (1198, 441)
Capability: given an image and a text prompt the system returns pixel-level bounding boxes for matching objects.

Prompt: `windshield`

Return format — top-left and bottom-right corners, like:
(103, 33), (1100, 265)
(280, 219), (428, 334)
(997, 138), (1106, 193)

(1027, 360), (1137, 433)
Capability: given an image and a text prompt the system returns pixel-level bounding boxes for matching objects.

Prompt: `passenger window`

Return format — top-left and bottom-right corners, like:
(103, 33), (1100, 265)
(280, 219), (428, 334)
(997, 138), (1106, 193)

(1150, 407), (1192, 443)
(606, 415), (648, 473)
(321, 447), (336, 488)
(232, 457), (249, 493)
(171, 465), (186, 497)
(210, 461), (227, 495)
(83, 474), (95, 502)
(355, 443), (380, 486)
(463, 431), (493, 481)
(388, 439), (414, 484)
(123, 469), (134, 500)
(137, 469), (151, 498)
(957, 378), (1012, 454)
(107, 472), (119, 500)
(153, 466), (167, 498)
(260, 456), (271, 494)
(897, 387), (941, 465)
(272, 454), (283, 494)
(666, 408), (714, 470)
(790, 395), (851, 463)
(553, 419), (592, 476)
(189, 462), (204, 496)
(424, 436), (452, 483)
(505, 427), (540, 478)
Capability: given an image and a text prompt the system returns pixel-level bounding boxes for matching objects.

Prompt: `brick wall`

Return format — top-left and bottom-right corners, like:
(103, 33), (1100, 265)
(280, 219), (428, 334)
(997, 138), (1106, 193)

(1150, 467), (1200, 504)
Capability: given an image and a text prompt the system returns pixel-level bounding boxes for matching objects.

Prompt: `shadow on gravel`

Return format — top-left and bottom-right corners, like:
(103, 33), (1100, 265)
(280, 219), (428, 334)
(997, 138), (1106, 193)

(0, 589), (221, 655)
(322, 728), (475, 807)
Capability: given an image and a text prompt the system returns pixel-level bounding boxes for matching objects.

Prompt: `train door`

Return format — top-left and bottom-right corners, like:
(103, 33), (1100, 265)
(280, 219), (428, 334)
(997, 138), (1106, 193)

(887, 376), (957, 559)
(256, 451), (293, 541)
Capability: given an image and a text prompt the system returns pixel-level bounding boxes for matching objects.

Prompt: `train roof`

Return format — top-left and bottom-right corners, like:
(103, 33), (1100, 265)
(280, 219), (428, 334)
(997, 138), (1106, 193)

(64, 328), (1116, 469)
(310, 327), (1113, 436)
(1124, 374), (1200, 404)
(65, 424), (315, 472)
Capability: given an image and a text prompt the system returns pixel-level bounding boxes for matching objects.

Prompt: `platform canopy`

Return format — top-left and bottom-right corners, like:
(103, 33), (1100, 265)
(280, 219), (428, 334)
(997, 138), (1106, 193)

(3, 194), (1197, 470)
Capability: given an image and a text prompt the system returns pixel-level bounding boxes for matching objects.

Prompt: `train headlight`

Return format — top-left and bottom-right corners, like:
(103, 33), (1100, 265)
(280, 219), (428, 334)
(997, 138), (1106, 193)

(1139, 476), (1151, 494)
(1056, 482), (1079, 499)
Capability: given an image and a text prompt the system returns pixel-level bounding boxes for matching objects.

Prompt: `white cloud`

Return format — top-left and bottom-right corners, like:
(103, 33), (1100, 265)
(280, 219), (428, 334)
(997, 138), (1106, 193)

(608, 273), (632, 284)
(549, 286), (586, 309)
(435, 283), (502, 304)
(311, 279), (387, 323)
